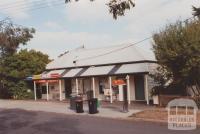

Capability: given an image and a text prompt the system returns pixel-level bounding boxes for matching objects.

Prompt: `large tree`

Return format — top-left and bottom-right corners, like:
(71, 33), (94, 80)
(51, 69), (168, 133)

(0, 20), (49, 99)
(65, 0), (135, 19)
(152, 19), (200, 96)
(1, 49), (50, 99)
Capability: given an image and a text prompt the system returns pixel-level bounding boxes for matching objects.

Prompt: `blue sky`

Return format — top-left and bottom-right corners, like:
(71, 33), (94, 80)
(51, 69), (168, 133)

(0, 0), (199, 59)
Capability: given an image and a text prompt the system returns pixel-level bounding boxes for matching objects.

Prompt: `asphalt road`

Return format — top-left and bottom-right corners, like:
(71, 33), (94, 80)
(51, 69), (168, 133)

(0, 109), (199, 134)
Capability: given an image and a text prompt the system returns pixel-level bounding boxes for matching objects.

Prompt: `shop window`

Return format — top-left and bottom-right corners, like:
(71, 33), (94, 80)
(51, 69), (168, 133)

(41, 86), (47, 94)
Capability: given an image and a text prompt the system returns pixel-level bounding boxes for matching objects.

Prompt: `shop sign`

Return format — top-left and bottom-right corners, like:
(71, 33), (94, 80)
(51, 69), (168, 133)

(112, 79), (126, 86)
(50, 73), (60, 78)
(33, 75), (41, 80)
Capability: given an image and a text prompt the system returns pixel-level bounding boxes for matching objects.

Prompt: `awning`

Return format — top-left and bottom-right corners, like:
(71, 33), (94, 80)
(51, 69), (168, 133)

(81, 65), (115, 77)
(114, 63), (149, 74)
(63, 68), (84, 78)
(44, 69), (66, 78)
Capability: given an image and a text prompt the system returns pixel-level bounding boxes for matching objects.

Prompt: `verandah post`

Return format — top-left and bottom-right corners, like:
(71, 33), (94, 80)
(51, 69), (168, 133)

(76, 78), (79, 95)
(109, 76), (113, 103)
(144, 74), (149, 105)
(34, 81), (37, 101)
(46, 82), (49, 101)
(126, 75), (131, 104)
(92, 77), (96, 98)
(59, 80), (62, 101)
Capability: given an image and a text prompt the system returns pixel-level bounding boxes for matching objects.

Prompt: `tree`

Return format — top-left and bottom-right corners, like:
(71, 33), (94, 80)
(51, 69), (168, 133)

(0, 19), (35, 57)
(0, 20), (36, 99)
(152, 20), (200, 96)
(65, 0), (135, 19)
(3, 49), (50, 78)
(0, 49), (50, 99)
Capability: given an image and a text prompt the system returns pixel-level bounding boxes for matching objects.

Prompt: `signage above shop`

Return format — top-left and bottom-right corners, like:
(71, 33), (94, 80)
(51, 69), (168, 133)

(112, 79), (126, 86)
(32, 73), (61, 80)
(50, 73), (60, 78)
(35, 80), (59, 83)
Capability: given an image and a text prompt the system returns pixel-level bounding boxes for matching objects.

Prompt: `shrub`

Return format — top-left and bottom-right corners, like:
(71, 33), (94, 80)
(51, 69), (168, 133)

(9, 81), (34, 100)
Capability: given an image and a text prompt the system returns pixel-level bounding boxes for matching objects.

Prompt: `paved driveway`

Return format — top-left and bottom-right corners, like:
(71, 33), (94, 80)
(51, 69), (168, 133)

(0, 100), (140, 119)
(0, 109), (199, 134)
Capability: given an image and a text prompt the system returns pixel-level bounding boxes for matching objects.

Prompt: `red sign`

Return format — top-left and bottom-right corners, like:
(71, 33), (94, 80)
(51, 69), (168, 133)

(35, 80), (46, 83)
(112, 79), (126, 86)
(35, 80), (59, 83)
(48, 80), (59, 83)
(50, 73), (60, 78)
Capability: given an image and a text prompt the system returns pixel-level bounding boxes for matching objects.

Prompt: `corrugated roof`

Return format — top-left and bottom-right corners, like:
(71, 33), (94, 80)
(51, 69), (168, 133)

(114, 63), (149, 74)
(81, 65), (115, 77)
(63, 68), (83, 78)
(46, 44), (156, 70)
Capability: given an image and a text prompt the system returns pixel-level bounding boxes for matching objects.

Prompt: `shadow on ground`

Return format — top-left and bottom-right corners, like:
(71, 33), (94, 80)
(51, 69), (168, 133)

(0, 109), (80, 134)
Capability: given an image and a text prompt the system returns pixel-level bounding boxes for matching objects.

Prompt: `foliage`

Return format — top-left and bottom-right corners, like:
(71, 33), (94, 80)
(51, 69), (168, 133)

(0, 19), (35, 57)
(193, 6), (200, 18)
(65, 0), (135, 19)
(7, 81), (34, 100)
(3, 49), (50, 78)
(152, 19), (200, 96)
(0, 49), (50, 99)
(0, 20), (50, 99)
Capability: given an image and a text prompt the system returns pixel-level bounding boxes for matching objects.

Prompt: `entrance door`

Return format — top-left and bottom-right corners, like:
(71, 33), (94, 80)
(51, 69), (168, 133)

(64, 79), (72, 98)
(134, 75), (145, 100)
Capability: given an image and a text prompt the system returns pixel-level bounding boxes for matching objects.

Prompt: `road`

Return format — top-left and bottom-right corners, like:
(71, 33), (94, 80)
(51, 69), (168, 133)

(0, 109), (199, 134)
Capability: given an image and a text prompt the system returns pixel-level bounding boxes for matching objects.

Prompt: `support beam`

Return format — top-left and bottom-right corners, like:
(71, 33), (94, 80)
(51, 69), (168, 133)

(34, 81), (37, 101)
(144, 74), (149, 105)
(109, 76), (113, 103)
(126, 75), (131, 104)
(46, 82), (49, 101)
(76, 78), (79, 95)
(92, 77), (96, 98)
(59, 80), (62, 101)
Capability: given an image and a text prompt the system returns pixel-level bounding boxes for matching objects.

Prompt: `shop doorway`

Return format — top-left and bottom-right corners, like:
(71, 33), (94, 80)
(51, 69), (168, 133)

(64, 79), (72, 98)
(134, 75), (145, 100)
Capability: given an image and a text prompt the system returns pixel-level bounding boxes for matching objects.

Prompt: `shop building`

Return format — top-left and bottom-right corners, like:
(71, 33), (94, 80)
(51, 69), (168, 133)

(31, 44), (157, 105)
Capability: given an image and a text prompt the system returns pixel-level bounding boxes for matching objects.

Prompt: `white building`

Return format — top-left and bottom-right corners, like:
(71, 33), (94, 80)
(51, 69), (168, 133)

(32, 44), (157, 105)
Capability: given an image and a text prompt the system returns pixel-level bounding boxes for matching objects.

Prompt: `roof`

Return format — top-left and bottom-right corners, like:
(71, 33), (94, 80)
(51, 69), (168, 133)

(33, 63), (152, 80)
(46, 44), (156, 70)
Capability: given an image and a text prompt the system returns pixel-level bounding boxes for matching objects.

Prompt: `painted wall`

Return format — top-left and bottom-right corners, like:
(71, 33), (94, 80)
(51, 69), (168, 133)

(39, 80), (65, 100)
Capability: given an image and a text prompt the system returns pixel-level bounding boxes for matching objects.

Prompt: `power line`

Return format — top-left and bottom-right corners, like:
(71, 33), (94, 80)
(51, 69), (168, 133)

(0, 1), (197, 61)
(0, 0), (46, 9)
(75, 37), (152, 62)
(0, 0), (63, 9)
(75, 16), (196, 62)
(0, 0), (64, 14)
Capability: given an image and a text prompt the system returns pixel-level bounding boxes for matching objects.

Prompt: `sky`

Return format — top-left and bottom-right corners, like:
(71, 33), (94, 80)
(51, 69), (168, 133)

(0, 0), (199, 59)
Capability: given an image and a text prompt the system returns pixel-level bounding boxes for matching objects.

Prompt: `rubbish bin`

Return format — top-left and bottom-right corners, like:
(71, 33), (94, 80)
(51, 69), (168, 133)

(88, 98), (99, 114)
(75, 99), (84, 113)
(97, 99), (100, 108)
(70, 95), (77, 110)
